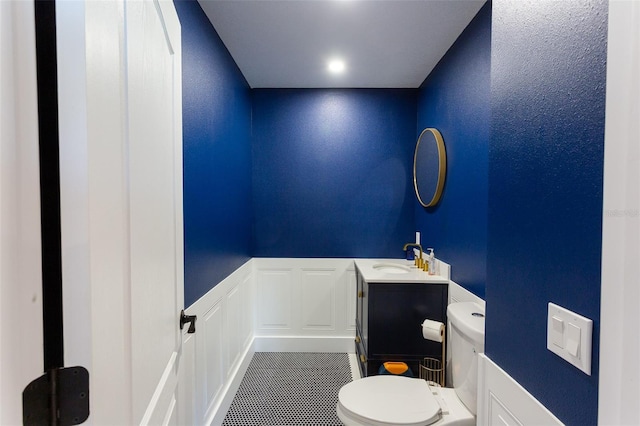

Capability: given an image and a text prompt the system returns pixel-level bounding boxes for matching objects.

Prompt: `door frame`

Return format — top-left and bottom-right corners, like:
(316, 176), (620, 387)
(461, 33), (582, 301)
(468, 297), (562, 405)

(57, 1), (133, 422)
(598, 1), (640, 423)
(0, 1), (44, 423)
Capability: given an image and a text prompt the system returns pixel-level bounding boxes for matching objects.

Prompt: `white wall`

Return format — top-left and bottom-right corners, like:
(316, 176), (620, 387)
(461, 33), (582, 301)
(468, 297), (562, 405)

(477, 355), (563, 426)
(183, 254), (611, 425)
(182, 257), (485, 424)
(180, 261), (255, 426)
(252, 258), (357, 352)
(179, 258), (358, 424)
(598, 1), (640, 424)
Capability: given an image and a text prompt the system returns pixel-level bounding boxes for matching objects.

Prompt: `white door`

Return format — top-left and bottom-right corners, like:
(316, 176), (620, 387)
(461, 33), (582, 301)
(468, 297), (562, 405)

(127, 1), (184, 423)
(0, 2), (44, 424)
(57, 0), (184, 424)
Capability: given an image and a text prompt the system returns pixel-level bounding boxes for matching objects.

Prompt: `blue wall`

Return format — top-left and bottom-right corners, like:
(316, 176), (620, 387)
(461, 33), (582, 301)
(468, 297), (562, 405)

(416, 3), (491, 299)
(486, 1), (607, 425)
(175, 0), (252, 306)
(252, 89), (417, 258)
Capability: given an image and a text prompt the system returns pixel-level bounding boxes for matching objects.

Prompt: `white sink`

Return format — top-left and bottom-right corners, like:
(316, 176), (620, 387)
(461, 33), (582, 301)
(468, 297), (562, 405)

(372, 263), (411, 274)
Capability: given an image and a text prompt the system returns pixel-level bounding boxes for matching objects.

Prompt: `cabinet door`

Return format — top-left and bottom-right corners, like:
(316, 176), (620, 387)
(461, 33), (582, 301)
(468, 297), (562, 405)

(368, 283), (446, 360)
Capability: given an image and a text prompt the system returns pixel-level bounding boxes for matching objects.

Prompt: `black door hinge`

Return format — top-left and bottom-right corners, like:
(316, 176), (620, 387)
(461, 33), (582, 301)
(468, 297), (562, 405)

(23, 366), (90, 426)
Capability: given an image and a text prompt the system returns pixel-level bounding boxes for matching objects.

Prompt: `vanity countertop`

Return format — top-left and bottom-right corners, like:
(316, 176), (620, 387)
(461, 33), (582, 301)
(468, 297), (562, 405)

(354, 258), (449, 284)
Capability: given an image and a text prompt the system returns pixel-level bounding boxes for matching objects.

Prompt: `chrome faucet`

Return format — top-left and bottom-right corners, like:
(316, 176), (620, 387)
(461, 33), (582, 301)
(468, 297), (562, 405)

(403, 243), (423, 268)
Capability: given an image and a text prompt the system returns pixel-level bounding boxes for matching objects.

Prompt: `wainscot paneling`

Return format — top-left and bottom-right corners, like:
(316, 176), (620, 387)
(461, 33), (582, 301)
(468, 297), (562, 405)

(477, 354), (563, 426)
(177, 330), (196, 425)
(179, 258), (362, 424)
(448, 280), (485, 308)
(204, 301), (223, 411)
(181, 257), (574, 426)
(300, 268), (336, 330)
(253, 258), (357, 353)
(180, 260), (255, 426)
(257, 268), (293, 329)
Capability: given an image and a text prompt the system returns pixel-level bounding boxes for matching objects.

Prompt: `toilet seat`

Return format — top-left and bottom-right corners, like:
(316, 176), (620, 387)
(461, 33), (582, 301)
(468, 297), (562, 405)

(337, 376), (442, 426)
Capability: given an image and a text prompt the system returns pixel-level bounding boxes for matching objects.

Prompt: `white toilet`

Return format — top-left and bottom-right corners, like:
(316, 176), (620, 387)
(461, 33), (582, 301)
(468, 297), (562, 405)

(337, 302), (485, 426)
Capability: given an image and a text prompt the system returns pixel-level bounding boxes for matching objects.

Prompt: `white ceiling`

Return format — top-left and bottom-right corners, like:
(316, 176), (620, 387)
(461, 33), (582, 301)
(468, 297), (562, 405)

(198, 0), (486, 89)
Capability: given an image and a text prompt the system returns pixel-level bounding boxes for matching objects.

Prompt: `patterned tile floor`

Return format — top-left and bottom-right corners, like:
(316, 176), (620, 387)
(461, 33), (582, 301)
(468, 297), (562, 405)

(222, 352), (353, 425)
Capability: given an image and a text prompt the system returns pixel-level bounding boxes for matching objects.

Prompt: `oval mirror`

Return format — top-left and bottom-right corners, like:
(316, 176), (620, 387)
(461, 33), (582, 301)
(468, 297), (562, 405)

(413, 128), (446, 207)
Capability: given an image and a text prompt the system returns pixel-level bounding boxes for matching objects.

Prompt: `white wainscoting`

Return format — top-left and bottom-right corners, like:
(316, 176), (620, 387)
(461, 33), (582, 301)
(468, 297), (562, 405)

(180, 260), (255, 426)
(477, 354), (563, 426)
(180, 257), (567, 426)
(448, 279), (485, 309)
(179, 257), (512, 425)
(178, 258), (359, 425)
(253, 258), (357, 353)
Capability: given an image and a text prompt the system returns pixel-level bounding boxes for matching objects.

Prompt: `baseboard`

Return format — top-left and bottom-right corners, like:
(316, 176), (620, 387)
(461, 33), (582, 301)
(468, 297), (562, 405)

(253, 336), (356, 353)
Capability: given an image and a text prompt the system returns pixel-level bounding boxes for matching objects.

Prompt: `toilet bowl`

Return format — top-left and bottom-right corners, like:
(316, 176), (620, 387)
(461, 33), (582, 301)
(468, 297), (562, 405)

(337, 302), (485, 426)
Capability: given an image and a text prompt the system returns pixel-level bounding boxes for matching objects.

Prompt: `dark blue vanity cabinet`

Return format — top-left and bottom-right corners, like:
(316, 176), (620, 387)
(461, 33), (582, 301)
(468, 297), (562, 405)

(355, 268), (448, 378)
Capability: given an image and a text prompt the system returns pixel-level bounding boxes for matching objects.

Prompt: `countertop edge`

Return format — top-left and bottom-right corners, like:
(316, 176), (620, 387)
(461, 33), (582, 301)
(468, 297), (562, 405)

(354, 258), (449, 284)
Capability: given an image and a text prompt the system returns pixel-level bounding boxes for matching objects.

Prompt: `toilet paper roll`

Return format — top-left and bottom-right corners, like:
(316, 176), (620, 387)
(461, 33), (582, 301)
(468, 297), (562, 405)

(422, 319), (445, 342)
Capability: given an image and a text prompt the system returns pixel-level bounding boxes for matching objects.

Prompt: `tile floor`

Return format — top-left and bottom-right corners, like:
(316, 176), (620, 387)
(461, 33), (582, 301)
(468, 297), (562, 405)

(222, 352), (353, 425)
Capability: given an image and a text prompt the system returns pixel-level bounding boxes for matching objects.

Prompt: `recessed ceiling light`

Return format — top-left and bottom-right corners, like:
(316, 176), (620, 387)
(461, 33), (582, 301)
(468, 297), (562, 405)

(328, 59), (346, 74)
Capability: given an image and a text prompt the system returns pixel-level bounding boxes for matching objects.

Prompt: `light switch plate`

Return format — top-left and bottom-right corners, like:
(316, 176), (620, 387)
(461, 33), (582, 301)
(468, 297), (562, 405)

(547, 302), (593, 375)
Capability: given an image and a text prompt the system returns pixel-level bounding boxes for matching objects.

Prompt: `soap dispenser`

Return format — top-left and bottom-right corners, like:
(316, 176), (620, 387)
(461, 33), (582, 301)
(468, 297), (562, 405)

(426, 248), (435, 275)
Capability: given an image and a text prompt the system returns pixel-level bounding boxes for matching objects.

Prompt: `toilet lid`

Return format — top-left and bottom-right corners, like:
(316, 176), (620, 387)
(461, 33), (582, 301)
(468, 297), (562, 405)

(338, 376), (441, 426)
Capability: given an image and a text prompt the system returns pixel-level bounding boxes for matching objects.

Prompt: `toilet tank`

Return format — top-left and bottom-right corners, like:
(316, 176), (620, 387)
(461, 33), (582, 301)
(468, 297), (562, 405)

(447, 302), (485, 416)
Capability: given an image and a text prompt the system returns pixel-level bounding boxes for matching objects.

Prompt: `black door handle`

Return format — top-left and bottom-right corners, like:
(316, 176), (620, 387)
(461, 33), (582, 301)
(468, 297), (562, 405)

(179, 310), (197, 334)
